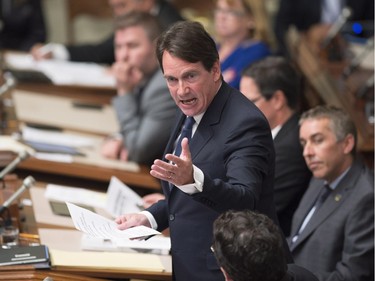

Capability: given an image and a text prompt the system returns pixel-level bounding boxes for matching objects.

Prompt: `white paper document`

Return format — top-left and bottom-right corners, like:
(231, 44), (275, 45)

(106, 176), (144, 217)
(66, 202), (160, 240)
(5, 52), (116, 88)
(81, 234), (171, 255)
(45, 184), (107, 209)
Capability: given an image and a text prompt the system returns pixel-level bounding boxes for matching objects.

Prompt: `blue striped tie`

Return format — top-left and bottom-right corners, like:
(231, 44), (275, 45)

(174, 116), (195, 156)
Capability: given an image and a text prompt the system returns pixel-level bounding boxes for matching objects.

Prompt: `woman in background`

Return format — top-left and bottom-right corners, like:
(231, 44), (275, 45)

(214, 0), (273, 89)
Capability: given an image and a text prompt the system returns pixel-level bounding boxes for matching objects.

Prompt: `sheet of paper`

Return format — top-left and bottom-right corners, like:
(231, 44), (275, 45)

(5, 52), (116, 88)
(106, 176), (143, 217)
(45, 184), (107, 209)
(66, 202), (160, 240)
(81, 234), (171, 255)
(34, 152), (73, 162)
(22, 126), (96, 148)
(0, 136), (35, 155)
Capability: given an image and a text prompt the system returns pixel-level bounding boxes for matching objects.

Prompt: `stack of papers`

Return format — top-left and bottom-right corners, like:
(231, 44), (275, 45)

(4, 52), (116, 88)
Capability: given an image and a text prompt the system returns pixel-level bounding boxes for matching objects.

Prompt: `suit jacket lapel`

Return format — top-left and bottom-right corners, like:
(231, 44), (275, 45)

(189, 82), (230, 160)
(292, 161), (362, 250)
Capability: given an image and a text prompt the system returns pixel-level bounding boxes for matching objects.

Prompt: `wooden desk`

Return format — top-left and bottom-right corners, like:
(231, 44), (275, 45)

(17, 157), (160, 191)
(13, 181), (172, 281)
(1, 85), (161, 192)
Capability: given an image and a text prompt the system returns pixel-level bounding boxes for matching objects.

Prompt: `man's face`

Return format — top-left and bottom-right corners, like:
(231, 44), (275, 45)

(108, 0), (145, 17)
(299, 118), (352, 182)
(162, 51), (222, 116)
(240, 76), (276, 128)
(115, 26), (156, 74)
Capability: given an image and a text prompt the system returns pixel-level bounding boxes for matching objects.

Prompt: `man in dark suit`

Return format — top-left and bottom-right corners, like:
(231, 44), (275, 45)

(212, 210), (318, 281)
(240, 57), (312, 236)
(115, 21), (291, 280)
(274, 0), (374, 56)
(31, 0), (183, 64)
(0, 0), (46, 51)
(289, 105), (374, 281)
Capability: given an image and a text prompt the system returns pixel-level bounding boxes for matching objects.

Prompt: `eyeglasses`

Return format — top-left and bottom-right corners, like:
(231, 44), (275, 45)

(214, 7), (247, 18)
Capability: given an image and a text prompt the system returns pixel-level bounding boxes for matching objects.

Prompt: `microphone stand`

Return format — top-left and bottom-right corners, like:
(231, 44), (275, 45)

(0, 176), (35, 226)
(0, 150), (30, 181)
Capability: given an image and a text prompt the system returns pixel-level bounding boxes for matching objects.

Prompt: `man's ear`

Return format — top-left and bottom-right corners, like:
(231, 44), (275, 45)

(342, 134), (355, 155)
(212, 60), (222, 82)
(272, 90), (287, 111)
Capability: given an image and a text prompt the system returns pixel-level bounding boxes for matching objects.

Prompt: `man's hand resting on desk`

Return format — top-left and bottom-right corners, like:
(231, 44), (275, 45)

(101, 136), (128, 161)
(30, 43), (53, 60)
(115, 213), (151, 230)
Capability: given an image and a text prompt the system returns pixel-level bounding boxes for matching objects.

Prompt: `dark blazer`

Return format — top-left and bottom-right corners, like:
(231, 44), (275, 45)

(289, 159), (374, 281)
(0, 0), (46, 51)
(285, 264), (319, 281)
(274, 114), (311, 236)
(274, 0), (374, 55)
(67, 0), (184, 65)
(148, 82), (289, 281)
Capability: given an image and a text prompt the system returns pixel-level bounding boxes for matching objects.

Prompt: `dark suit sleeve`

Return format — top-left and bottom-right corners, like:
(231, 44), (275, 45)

(66, 35), (115, 65)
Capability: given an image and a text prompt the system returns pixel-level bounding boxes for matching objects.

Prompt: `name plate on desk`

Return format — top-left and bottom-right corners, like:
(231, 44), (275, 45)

(12, 90), (119, 135)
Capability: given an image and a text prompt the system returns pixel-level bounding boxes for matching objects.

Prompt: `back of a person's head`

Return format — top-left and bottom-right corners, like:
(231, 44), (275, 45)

(242, 56), (300, 110)
(212, 210), (287, 281)
(156, 21), (219, 72)
(114, 10), (162, 41)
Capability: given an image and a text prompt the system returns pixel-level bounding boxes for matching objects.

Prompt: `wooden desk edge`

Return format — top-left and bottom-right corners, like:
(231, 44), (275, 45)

(18, 158), (161, 190)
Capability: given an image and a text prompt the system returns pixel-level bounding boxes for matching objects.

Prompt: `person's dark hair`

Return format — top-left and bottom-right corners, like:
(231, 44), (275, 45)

(242, 56), (300, 110)
(212, 210), (287, 281)
(299, 105), (358, 155)
(114, 11), (162, 41)
(156, 21), (220, 72)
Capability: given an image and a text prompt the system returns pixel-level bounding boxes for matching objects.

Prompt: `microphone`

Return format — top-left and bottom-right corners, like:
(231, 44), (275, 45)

(321, 7), (352, 49)
(343, 37), (374, 78)
(0, 72), (16, 98)
(0, 176), (35, 215)
(0, 150), (30, 180)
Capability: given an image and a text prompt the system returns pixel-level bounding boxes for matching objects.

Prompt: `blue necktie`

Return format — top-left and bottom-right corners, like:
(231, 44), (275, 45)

(174, 116), (195, 156)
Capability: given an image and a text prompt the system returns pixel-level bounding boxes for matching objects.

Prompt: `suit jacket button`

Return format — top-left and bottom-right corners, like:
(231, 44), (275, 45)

(169, 214), (175, 221)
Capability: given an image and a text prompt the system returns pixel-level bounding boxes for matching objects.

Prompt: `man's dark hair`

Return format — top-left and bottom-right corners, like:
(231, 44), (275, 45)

(114, 11), (162, 41)
(242, 56), (300, 110)
(212, 210), (287, 281)
(156, 21), (220, 72)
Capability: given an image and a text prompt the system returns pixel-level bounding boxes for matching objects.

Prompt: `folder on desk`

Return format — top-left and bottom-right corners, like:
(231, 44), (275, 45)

(49, 249), (165, 273)
(0, 245), (50, 267)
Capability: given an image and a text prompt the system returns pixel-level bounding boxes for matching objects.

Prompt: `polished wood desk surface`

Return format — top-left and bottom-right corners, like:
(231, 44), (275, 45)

(17, 157), (161, 191)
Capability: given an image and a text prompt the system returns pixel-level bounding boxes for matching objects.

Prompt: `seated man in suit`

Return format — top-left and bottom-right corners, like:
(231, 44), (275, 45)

(289, 105), (374, 280)
(31, 0), (183, 64)
(100, 12), (177, 165)
(239, 56), (312, 236)
(212, 210), (318, 281)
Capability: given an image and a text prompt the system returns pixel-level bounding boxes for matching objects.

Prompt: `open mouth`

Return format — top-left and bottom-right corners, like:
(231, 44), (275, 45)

(181, 98), (197, 105)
